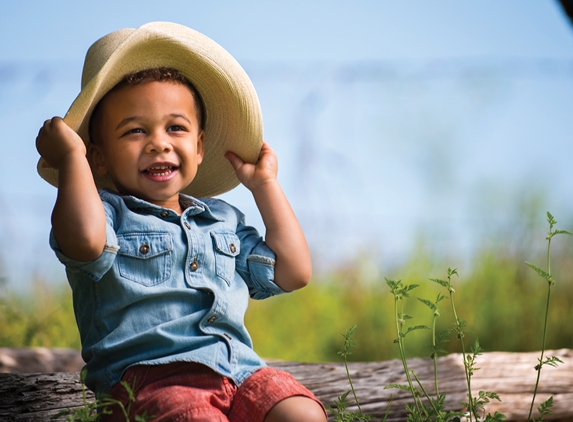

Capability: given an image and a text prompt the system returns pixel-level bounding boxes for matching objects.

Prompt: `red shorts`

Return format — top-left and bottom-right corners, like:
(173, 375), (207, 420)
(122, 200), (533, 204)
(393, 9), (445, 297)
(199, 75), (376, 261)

(100, 362), (325, 422)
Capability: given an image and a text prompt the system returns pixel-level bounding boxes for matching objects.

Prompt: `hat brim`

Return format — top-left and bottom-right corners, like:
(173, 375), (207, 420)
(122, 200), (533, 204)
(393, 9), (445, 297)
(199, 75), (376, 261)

(37, 22), (263, 198)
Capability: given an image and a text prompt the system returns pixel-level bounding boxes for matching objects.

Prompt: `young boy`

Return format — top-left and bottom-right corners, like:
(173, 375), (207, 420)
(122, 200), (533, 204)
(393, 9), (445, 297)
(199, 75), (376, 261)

(36, 22), (326, 422)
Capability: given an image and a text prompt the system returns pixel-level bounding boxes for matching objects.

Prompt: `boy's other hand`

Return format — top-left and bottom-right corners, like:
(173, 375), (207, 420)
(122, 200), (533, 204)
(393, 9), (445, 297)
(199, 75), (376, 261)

(36, 117), (86, 169)
(225, 141), (278, 192)
(228, 141), (312, 291)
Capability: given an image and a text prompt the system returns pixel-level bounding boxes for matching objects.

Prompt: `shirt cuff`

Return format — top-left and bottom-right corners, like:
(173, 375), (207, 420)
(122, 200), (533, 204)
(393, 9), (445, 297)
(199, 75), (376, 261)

(246, 243), (286, 300)
(49, 223), (119, 281)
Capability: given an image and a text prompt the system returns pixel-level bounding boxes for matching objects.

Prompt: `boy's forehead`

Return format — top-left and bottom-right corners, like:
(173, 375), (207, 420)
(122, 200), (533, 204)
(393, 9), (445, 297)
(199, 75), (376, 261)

(100, 80), (198, 114)
(111, 78), (195, 98)
(91, 80), (201, 142)
(99, 74), (204, 124)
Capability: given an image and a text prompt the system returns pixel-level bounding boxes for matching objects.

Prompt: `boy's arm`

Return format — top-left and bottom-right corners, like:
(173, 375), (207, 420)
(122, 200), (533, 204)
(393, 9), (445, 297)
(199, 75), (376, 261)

(225, 142), (311, 291)
(36, 117), (107, 262)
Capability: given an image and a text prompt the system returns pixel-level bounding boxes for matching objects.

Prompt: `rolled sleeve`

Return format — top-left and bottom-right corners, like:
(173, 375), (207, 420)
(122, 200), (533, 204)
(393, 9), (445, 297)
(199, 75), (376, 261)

(245, 243), (286, 300)
(205, 198), (288, 300)
(49, 222), (119, 282)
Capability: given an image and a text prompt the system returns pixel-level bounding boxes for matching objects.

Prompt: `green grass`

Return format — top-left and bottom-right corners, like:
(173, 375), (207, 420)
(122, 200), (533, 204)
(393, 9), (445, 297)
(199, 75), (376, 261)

(246, 229), (573, 362)
(325, 212), (571, 421)
(1, 223), (572, 362)
(0, 278), (80, 348)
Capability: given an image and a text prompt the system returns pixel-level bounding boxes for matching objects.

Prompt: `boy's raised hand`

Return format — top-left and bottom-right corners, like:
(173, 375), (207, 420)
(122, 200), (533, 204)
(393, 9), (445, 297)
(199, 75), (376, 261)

(36, 117), (86, 169)
(226, 141), (312, 292)
(225, 141), (278, 192)
(37, 116), (107, 262)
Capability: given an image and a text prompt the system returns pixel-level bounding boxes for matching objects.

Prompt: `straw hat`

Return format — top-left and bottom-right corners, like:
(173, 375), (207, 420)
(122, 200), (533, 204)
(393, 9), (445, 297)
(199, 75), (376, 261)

(37, 21), (263, 198)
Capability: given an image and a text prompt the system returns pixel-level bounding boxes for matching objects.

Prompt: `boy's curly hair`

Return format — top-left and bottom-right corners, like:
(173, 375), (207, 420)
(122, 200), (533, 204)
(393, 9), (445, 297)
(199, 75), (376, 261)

(90, 67), (206, 143)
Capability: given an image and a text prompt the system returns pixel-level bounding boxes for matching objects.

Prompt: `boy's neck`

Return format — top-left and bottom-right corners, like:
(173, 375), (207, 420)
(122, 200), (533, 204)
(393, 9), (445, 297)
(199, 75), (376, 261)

(157, 196), (184, 215)
(130, 193), (185, 215)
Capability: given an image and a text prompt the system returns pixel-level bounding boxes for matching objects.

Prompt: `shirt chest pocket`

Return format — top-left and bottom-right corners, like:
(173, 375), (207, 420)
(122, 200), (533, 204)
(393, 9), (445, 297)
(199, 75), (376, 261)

(210, 232), (240, 286)
(117, 233), (173, 286)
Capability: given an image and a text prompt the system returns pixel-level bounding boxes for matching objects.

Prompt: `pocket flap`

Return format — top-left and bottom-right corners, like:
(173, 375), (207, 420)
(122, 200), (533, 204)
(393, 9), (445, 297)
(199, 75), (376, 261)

(211, 232), (240, 257)
(117, 233), (173, 259)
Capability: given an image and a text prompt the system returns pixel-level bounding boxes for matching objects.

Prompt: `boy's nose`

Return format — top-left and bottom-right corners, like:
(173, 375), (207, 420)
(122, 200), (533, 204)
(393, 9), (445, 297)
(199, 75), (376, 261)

(146, 133), (172, 153)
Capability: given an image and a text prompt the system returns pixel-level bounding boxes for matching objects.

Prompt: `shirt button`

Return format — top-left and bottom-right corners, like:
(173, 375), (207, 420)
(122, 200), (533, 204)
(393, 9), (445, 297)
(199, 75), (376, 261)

(184, 222), (191, 229)
(229, 244), (236, 253)
(189, 259), (199, 271)
(160, 211), (169, 218)
(139, 243), (150, 254)
(207, 315), (217, 324)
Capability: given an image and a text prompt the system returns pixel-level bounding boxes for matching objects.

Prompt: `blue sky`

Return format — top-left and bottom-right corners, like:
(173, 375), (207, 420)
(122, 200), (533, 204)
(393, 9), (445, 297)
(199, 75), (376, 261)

(1, 1), (573, 287)
(2, 1), (572, 62)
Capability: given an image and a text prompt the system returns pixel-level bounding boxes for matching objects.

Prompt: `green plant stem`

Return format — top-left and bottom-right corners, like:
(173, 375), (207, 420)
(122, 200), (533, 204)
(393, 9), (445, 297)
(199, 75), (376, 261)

(101, 398), (130, 420)
(527, 235), (553, 421)
(343, 354), (364, 416)
(394, 297), (422, 413)
(449, 293), (477, 422)
(431, 314), (439, 398)
(412, 370), (440, 415)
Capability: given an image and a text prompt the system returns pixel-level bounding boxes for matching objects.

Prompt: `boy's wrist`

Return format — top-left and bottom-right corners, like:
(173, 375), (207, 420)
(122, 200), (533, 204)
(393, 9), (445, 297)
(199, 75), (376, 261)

(50, 148), (88, 171)
(247, 177), (280, 196)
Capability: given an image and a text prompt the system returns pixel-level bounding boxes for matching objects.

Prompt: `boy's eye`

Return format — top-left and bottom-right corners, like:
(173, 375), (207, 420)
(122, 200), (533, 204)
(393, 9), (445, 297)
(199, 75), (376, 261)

(124, 128), (145, 135)
(167, 125), (186, 132)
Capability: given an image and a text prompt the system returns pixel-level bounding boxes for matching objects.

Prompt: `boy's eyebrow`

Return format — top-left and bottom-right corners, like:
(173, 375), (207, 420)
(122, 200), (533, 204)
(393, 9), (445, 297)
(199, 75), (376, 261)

(116, 116), (143, 130)
(115, 113), (193, 131)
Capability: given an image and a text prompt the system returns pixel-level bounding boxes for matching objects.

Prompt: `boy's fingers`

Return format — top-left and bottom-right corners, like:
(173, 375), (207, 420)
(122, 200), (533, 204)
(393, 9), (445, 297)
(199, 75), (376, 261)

(37, 120), (50, 138)
(38, 117), (63, 137)
(224, 151), (244, 171)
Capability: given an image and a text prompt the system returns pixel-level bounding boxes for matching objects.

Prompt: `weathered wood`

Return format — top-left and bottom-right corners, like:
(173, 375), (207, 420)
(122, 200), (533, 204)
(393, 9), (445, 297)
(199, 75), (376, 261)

(0, 372), (92, 421)
(0, 348), (85, 374)
(273, 349), (573, 421)
(1, 349), (572, 421)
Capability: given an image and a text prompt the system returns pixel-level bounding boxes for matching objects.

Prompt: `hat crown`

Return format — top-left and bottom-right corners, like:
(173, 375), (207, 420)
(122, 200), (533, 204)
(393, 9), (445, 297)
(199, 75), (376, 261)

(38, 22), (263, 198)
(81, 28), (135, 88)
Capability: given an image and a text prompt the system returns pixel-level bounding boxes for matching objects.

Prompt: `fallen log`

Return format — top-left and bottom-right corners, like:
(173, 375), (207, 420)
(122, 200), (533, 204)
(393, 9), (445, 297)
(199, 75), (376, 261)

(0, 348), (85, 374)
(272, 349), (573, 421)
(0, 348), (572, 421)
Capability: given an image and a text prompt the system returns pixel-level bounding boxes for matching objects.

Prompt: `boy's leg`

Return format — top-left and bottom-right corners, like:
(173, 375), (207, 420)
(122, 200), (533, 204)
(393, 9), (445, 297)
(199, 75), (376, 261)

(228, 367), (327, 422)
(263, 396), (327, 422)
(101, 362), (235, 422)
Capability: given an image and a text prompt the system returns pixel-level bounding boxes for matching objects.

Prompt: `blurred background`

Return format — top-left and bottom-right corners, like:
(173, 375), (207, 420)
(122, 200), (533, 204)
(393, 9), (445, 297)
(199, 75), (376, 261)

(1, 0), (573, 362)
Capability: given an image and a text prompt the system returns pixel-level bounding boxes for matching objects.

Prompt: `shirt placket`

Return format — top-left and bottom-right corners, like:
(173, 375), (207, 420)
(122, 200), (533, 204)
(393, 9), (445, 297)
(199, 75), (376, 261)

(180, 213), (201, 287)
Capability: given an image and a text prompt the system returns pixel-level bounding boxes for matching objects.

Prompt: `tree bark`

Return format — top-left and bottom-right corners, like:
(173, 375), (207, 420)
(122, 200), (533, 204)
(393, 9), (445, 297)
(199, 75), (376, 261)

(1, 349), (572, 421)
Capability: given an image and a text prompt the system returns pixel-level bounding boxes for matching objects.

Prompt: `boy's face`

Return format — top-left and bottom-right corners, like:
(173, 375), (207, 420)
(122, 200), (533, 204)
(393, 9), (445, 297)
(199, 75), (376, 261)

(88, 80), (204, 212)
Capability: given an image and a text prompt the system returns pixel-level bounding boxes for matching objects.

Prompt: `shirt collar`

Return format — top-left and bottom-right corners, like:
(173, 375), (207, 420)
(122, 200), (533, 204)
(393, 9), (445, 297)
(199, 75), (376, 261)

(108, 190), (223, 222)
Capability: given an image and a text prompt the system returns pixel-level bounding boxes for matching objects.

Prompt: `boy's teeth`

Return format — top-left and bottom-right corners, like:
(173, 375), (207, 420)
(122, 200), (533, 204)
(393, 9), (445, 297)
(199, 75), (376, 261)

(147, 165), (173, 176)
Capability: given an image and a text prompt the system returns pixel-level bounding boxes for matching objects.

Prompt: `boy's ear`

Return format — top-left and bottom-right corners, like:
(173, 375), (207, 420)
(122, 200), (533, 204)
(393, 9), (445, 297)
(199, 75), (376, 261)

(196, 131), (205, 165)
(87, 143), (108, 176)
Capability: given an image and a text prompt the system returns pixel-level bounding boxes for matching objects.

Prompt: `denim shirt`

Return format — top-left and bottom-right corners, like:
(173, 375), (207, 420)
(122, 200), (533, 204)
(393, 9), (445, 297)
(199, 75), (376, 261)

(50, 189), (286, 394)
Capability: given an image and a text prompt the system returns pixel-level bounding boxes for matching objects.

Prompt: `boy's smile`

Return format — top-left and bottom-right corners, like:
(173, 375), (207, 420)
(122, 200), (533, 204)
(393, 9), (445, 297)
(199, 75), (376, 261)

(88, 80), (204, 214)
